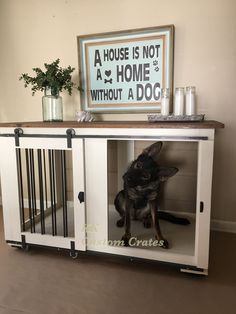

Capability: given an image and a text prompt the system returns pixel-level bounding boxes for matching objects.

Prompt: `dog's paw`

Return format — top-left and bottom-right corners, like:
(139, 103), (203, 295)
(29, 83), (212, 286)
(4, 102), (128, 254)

(116, 218), (125, 227)
(121, 234), (131, 246)
(155, 236), (169, 249)
(142, 217), (152, 228)
(160, 239), (169, 249)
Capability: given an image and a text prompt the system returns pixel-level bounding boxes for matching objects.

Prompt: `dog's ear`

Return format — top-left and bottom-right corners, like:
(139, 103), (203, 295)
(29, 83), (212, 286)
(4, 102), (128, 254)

(142, 142), (163, 158)
(157, 167), (178, 182)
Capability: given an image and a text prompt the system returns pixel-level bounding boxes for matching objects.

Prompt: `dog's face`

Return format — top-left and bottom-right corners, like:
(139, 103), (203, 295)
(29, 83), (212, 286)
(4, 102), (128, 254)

(123, 142), (178, 188)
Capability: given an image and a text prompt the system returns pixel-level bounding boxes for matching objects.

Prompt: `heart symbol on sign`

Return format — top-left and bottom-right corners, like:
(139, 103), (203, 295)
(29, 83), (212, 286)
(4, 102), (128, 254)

(105, 70), (112, 77)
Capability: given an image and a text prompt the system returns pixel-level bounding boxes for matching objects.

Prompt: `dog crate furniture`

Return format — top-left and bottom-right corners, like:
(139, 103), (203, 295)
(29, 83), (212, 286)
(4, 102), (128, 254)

(0, 121), (224, 275)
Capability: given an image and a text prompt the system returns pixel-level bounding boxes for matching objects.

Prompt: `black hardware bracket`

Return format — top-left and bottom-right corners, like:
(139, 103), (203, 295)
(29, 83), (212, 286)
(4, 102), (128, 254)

(70, 241), (78, 259)
(21, 235), (26, 249)
(66, 128), (76, 148)
(14, 128), (23, 147)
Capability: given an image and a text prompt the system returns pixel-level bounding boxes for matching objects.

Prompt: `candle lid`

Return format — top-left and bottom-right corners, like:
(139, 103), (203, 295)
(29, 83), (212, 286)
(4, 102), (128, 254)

(175, 87), (184, 92)
(161, 88), (170, 97)
(186, 86), (196, 92)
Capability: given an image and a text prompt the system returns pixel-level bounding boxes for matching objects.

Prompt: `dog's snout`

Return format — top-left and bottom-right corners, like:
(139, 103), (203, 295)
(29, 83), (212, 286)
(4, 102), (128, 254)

(142, 171), (151, 180)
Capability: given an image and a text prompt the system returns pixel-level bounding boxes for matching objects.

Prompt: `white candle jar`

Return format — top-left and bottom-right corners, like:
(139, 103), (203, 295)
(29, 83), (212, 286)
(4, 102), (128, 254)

(174, 87), (185, 115)
(185, 86), (196, 115)
(161, 88), (170, 116)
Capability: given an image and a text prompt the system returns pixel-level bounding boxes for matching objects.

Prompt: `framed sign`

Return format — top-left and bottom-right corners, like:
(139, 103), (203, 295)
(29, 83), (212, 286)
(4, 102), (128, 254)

(77, 25), (174, 113)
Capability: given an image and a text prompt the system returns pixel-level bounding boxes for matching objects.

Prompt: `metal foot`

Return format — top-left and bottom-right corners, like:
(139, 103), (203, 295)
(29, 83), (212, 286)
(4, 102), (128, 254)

(70, 251), (78, 259)
(22, 244), (30, 252)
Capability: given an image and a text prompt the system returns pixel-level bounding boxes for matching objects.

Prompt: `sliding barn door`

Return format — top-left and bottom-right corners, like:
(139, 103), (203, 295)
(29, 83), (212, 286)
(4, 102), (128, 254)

(0, 136), (85, 252)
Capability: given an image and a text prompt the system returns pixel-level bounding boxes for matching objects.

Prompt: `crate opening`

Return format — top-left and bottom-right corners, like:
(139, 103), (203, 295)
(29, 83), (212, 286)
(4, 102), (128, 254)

(107, 140), (198, 256)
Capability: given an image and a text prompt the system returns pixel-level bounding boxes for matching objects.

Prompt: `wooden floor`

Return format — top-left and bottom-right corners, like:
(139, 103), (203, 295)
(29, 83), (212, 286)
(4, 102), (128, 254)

(0, 207), (236, 314)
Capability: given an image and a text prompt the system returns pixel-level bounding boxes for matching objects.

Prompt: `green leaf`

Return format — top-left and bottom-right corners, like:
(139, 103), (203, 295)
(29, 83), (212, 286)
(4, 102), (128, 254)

(19, 59), (81, 97)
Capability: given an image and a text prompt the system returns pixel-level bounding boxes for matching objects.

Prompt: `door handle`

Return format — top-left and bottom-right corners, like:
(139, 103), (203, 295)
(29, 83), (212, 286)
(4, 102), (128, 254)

(200, 201), (204, 213)
(78, 192), (84, 203)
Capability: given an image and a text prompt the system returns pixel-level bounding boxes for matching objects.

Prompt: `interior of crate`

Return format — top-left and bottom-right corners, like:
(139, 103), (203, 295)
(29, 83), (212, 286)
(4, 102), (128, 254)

(107, 140), (198, 256)
(17, 148), (75, 238)
(27, 206), (75, 237)
(108, 207), (195, 255)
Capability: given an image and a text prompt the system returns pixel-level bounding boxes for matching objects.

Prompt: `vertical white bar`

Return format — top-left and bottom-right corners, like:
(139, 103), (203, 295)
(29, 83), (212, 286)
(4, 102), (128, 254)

(195, 139), (214, 269)
(72, 138), (86, 251)
(117, 140), (135, 190)
(84, 139), (108, 251)
(0, 137), (22, 242)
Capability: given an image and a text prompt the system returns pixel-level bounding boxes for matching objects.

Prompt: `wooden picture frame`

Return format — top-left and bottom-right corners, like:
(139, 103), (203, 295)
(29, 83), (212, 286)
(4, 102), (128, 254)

(77, 25), (174, 113)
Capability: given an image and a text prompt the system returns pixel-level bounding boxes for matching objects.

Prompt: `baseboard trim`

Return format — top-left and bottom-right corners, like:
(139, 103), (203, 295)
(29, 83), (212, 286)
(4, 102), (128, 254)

(175, 211), (236, 234)
(157, 210), (236, 233)
(211, 219), (236, 234)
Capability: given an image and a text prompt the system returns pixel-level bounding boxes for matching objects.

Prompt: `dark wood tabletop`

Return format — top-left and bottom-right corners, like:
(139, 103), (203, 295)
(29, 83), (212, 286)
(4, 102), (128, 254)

(0, 120), (224, 129)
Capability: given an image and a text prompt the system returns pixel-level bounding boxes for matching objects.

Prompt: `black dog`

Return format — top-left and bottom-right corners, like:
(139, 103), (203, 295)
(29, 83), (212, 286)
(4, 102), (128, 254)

(114, 142), (190, 248)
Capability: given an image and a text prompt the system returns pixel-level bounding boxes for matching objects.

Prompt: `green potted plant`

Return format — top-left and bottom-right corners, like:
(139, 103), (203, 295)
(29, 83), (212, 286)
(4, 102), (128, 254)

(19, 59), (82, 122)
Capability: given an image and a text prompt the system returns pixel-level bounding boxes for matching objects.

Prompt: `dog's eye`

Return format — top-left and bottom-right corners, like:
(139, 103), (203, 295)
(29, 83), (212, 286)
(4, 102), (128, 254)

(135, 161), (142, 169)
